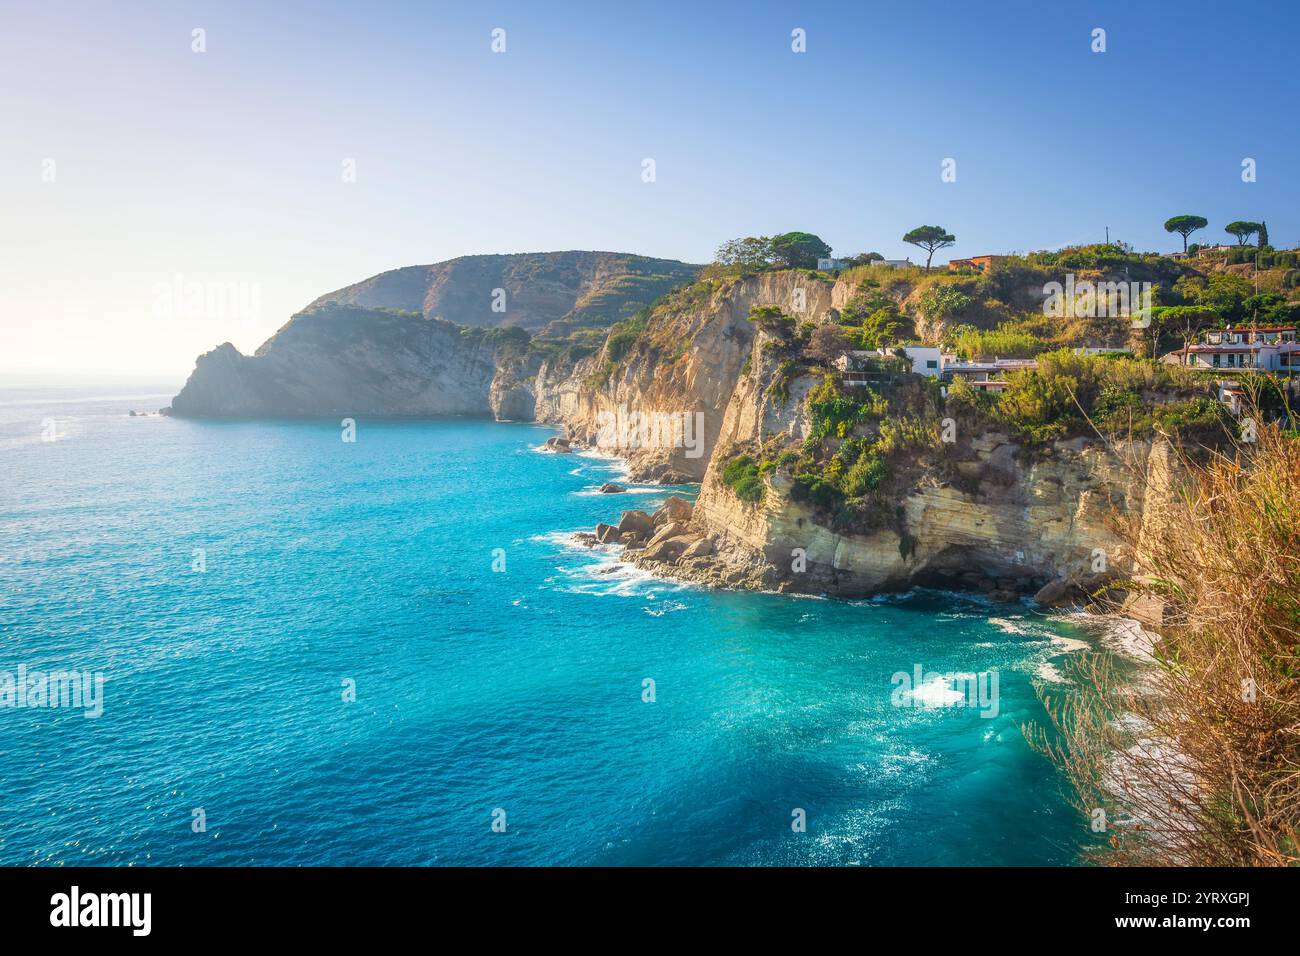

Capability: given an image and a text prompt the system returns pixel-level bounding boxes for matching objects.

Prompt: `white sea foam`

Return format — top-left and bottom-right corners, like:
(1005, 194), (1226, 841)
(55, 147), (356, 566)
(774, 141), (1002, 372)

(904, 675), (971, 708)
(573, 485), (664, 497)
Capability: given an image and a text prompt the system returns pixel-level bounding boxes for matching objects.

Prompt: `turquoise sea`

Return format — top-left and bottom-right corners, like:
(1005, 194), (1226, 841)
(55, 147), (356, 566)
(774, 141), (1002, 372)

(0, 385), (1098, 865)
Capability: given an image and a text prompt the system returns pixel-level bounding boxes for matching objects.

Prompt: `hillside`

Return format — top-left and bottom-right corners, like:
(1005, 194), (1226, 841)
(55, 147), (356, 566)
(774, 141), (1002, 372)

(304, 251), (700, 335)
(169, 251), (700, 417)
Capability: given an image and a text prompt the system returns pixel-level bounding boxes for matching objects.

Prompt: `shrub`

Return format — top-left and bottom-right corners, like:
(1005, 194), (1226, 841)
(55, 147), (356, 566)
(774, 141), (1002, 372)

(1030, 418), (1300, 865)
(721, 454), (764, 503)
(951, 322), (1042, 360)
(748, 305), (795, 338)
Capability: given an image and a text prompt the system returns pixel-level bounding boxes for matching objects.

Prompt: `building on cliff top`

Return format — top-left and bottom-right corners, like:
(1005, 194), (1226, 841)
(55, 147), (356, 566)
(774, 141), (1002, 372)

(1169, 325), (1300, 372)
(948, 255), (1008, 272)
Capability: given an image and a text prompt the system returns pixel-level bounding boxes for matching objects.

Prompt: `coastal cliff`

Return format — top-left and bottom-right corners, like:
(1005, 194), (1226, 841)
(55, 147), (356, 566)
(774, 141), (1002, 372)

(170, 252), (1193, 605)
(544, 268), (1184, 604)
(523, 272), (837, 480)
(170, 251), (699, 418)
(171, 304), (500, 416)
(616, 432), (1167, 603)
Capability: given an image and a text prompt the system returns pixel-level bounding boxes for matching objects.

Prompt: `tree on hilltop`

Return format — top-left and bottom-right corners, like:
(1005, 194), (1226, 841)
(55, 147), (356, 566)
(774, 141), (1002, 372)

(714, 236), (774, 273)
(1163, 215), (1208, 253)
(769, 232), (832, 270)
(902, 225), (956, 272)
(1225, 221), (1262, 246)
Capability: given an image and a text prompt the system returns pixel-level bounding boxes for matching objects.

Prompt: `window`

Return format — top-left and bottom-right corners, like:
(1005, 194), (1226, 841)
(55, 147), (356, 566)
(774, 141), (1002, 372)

(926, 360), (938, 369)
(1213, 354), (1221, 367)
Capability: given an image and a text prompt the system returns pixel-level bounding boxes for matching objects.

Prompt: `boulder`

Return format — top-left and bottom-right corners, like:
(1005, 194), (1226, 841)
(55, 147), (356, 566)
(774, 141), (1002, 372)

(652, 496), (694, 526)
(1032, 577), (1073, 607)
(616, 510), (654, 536)
(544, 436), (572, 453)
(640, 535), (694, 563)
(595, 523), (620, 544)
(681, 536), (715, 559)
(598, 483), (627, 494)
(1033, 571), (1120, 609)
(644, 521), (687, 549)
(620, 531), (645, 548)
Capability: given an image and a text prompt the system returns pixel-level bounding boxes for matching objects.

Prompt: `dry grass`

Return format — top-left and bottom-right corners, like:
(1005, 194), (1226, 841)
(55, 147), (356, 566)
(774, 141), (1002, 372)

(1029, 403), (1300, 865)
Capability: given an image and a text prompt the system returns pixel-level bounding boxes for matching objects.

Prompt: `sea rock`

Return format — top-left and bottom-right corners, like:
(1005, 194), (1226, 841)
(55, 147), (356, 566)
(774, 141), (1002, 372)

(652, 496), (694, 527)
(595, 523), (620, 544)
(640, 535), (695, 563)
(598, 483), (626, 494)
(572, 532), (598, 548)
(544, 436), (572, 453)
(1033, 571), (1120, 608)
(644, 521), (687, 549)
(1032, 577), (1073, 607)
(616, 510), (654, 536)
(681, 535), (715, 559)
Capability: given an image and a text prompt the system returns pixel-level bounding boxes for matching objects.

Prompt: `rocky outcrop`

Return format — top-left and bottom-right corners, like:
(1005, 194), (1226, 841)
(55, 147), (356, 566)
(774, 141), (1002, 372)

(170, 252), (698, 418)
(601, 434), (1168, 602)
(567, 267), (1178, 602)
(170, 306), (500, 417)
(527, 271), (837, 481)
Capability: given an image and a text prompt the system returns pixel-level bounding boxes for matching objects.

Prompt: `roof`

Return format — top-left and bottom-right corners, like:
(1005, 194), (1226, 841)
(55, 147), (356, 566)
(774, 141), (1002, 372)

(1187, 344), (1283, 353)
(946, 359), (1037, 372)
(1210, 325), (1297, 333)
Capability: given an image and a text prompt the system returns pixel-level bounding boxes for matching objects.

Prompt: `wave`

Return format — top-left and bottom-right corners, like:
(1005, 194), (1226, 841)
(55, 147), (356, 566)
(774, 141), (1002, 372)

(572, 485), (665, 497)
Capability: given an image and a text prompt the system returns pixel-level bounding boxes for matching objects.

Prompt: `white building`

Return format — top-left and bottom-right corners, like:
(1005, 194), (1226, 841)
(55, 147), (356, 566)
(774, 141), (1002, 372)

(884, 346), (943, 377)
(817, 257), (853, 271)
(870, 258), (912, 269)
(1176, 325), (1300, 372)
(834, 346), (946, 383)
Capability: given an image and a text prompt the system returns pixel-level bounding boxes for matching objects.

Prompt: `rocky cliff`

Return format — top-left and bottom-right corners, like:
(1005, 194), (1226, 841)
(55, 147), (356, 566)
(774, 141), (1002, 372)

(171, 304), (501, 416)
(517, 271), (838, 480)
(550, 268), (1176, 603)
(169, 251), (1178, 604)
(170, 251), (698, 418)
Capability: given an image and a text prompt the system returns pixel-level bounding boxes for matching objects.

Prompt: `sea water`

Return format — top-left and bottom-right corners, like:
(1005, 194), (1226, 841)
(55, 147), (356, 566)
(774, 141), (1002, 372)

(0, 386), (1094, 865)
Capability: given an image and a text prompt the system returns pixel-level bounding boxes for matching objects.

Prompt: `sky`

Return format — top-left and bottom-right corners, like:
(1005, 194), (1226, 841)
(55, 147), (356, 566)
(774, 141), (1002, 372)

(2, 0), (1297, 379)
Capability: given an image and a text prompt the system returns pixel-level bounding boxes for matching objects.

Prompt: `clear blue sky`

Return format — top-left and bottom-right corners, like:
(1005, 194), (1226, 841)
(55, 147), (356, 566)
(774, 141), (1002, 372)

(2, 0), (1296, 375)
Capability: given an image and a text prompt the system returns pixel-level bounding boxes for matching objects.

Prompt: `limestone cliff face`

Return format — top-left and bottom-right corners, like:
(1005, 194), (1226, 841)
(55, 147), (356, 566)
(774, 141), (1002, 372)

(528, 271), (836, 480)
(680, 433), (1163, 598)
(544, 268), (1175, 600)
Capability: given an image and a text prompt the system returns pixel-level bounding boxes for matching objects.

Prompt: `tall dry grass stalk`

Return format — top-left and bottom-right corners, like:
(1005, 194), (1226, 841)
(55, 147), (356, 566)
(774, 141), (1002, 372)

(1030, 406), (1300, 866)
